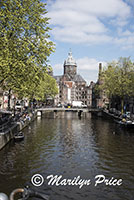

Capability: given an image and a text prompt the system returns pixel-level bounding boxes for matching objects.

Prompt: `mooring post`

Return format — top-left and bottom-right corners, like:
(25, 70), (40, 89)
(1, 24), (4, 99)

(54, 110), (58, 118)
(78, 110), (83, 117)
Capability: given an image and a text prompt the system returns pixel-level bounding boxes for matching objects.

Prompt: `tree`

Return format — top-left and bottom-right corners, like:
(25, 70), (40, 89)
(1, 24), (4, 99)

(34, 72), (58, 101)
(0, 0), (55, 101)
(100, 57), (134, 113)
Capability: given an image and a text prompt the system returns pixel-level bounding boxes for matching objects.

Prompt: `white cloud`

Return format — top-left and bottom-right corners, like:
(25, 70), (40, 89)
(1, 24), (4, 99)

(77, 57), (106, 83)
(114, 27), (134, 49)
(48, 0), (130, 18)
(125, 0), (134, 7)
(52, 27), (112, 44)
(53, 63), (62, 70)
(47, 0), (131, 45)
(77, 57), (106, 71)
(114, 35), (134, 49)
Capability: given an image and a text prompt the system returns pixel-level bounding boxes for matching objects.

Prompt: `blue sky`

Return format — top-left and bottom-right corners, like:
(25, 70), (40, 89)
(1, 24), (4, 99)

(45, 0), (134, 84)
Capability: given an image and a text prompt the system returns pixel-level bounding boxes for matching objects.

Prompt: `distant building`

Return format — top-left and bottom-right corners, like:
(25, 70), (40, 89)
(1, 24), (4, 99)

(92, 63), (109, 109)
(54, 50), (93, 107)
(0, 89), (15, 110)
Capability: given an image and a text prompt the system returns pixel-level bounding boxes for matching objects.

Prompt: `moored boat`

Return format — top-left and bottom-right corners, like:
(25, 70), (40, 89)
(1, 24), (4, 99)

(115, 119), (134, 128)
(14, 132), (24, 141)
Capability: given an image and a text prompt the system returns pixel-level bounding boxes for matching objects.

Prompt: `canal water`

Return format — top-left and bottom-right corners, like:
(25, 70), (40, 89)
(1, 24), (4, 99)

(0, 112), (134, 200)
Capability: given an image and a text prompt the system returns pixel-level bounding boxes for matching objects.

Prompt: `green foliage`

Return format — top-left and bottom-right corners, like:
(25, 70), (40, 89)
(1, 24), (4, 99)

(102, 57), (134, 98)
(101, 57), (134, 113)
(34, 73), (58, 101)
(0, 0), (55, 98)
(93, 84), (100, 97)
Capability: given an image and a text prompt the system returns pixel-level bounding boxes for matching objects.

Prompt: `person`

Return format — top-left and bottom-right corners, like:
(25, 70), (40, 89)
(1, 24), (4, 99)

(24, 100), (28, 110)
(122, 118), (126, 122)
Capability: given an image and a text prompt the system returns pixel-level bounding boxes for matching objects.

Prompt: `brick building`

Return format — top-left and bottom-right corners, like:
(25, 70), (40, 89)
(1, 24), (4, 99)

(54, 50), (93, 107)
(92, 63), (109, 109)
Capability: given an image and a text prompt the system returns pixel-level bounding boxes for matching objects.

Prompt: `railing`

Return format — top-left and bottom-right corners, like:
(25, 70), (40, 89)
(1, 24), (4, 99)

(37, 107), (100, 112)
(0, 109), (36, 134)
(0, 112), (24, 133)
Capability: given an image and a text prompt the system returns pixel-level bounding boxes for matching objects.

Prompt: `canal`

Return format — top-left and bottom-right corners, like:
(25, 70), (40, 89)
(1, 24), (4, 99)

(0, 112), (134, 200)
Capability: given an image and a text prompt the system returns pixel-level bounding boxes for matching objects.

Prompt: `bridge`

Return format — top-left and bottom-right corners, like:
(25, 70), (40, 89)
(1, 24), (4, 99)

(37, 107), (100, 113)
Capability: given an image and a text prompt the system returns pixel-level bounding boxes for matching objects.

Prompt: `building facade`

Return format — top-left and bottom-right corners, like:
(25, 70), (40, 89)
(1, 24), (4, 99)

(92, 63), (109, 109)
(54, 51), (93, 107)
(0, 89), (15, 110)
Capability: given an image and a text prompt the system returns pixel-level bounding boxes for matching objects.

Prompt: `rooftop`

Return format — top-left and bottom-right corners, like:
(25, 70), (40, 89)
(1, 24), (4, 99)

(64, 50), (77, 66)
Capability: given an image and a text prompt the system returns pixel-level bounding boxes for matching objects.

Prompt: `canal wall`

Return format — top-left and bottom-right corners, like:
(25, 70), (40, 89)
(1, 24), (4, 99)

(16, 111), (37, 131)
(91, 109), (122, 121)
(102, 110), (122, 121)
(91, 110), (103, 117)
(0, 111), (37, 150)
(0, 123), (18, 150)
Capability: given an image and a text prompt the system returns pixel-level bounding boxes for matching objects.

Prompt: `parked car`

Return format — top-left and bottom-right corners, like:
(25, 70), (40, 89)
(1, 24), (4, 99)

(81, 104), (87, 108)
(64, 103), (72, 108)
(72, 101), (87, 108)
(72, 101), (83, 107)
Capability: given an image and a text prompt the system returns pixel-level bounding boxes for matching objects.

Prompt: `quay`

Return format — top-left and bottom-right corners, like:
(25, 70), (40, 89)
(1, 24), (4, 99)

(0, 111), (37, 150)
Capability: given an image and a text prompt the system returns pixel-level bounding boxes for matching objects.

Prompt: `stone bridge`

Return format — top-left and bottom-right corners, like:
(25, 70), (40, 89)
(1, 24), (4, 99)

(37, 107), (100, 111)
(36, 107), (101, 116)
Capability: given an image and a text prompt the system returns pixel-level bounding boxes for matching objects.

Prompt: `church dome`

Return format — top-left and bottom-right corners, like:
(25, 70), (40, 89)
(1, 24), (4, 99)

(64, 50), (77, 66)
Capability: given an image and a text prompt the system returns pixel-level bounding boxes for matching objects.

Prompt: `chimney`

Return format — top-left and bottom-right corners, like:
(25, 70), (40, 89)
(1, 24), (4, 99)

(99, 63), (102, 74)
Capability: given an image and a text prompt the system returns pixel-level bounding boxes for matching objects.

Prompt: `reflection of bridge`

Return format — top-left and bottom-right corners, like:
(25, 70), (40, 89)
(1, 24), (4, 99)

(37, 107), (100, 113)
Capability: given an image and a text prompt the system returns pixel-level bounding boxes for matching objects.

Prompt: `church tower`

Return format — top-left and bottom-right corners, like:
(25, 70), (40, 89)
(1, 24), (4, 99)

(64, 50), (77, 77)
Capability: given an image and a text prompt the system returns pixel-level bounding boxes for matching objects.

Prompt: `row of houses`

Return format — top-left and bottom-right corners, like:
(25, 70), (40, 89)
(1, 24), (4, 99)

(0, 51), (106, 110)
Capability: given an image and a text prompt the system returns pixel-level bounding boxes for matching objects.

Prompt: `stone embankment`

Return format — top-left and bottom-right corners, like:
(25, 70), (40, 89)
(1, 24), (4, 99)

(0, 111), (37, 150)
(102, 110), (122, 121)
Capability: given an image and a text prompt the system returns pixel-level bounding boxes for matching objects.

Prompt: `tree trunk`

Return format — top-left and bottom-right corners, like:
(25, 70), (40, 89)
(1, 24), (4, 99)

(8, 88), (11, 110)
(121, 98), (124, 114)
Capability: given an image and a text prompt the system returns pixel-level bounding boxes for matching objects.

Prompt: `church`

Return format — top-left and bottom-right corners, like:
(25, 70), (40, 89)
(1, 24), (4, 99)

(54, 50), (93, 107)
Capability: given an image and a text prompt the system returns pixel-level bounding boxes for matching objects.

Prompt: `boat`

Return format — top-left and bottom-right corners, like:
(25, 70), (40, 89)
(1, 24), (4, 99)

(115, 119), (134, 128)
(14, 132), (24, 141)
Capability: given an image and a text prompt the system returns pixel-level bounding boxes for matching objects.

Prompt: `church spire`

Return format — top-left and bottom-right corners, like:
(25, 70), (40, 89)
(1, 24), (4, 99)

(68, 48), (73, 59)
(68, 48), (72, 57)
(65, 49), (76, 66)
(64, 50), (77, 76)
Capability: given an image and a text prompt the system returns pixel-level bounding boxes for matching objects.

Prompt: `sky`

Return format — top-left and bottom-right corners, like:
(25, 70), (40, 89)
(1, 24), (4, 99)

(45, 0), (134, 84)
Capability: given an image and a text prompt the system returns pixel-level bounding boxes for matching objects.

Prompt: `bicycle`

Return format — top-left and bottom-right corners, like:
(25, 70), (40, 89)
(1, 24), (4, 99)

(0, 186), (49, 200)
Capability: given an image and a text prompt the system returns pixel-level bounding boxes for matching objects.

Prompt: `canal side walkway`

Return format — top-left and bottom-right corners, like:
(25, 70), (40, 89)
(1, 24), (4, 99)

(0, 110), (37, 150)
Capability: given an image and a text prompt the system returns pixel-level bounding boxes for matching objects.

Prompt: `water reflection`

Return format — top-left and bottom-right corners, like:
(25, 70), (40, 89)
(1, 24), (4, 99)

(0, 112), (134, 200)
